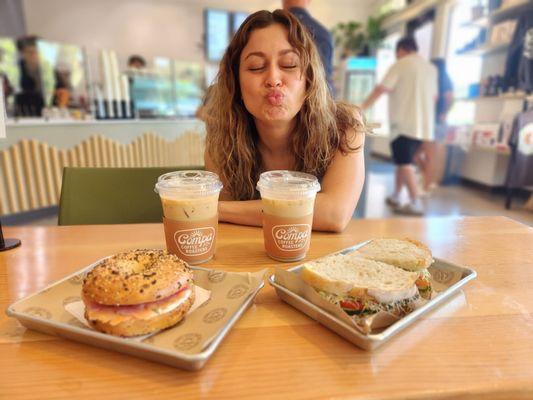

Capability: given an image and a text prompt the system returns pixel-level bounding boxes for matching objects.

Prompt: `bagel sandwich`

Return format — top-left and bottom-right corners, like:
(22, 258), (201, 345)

(301, 254), (421, 320)
(353, 238), (434, 299)
(82, 249), (195, 337)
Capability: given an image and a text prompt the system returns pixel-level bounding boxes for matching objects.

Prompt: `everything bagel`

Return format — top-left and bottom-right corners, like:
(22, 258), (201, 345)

(82, 249), (193, 305)
(81, 249), (195, 337)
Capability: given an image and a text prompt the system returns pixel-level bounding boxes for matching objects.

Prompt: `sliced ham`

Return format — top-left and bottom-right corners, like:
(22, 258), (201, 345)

(85, 286), (192, 325)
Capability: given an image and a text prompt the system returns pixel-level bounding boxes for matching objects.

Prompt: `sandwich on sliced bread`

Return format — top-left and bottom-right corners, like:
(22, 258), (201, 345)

(300, 254), (421, 319)
(353, 238), (434, 299)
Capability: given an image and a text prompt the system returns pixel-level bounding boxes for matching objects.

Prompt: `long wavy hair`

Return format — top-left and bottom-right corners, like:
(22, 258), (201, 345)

(204, 9), (365, 200)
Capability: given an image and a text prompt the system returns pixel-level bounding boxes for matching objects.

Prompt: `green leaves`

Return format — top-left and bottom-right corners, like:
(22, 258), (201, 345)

(332, 15), (386, 57)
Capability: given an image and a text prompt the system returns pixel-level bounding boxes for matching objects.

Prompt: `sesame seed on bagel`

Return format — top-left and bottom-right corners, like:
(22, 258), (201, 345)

(82, 249), (193, 306)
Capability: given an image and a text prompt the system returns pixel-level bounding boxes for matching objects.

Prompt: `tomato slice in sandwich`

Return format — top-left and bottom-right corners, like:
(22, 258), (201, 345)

(340, 300), (364, 311)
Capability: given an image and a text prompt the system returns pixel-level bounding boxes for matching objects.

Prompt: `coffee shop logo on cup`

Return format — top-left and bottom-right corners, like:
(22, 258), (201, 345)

(174, 227), (215, 256)
(272, 224), (311, 251)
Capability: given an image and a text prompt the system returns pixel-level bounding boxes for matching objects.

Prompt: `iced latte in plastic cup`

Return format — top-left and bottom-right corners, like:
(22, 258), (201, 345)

(155, 171), (223, 264)
(257, 171), (321, 262)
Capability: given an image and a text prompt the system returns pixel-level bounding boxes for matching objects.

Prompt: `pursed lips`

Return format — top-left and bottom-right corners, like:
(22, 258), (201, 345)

(265, 90), (285, 106)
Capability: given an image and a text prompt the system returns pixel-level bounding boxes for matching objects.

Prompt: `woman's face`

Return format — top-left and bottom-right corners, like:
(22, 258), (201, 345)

(239, 23), (306, 125)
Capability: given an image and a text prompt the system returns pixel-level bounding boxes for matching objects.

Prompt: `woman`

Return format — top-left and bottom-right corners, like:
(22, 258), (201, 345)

(204, 10), (366, 232)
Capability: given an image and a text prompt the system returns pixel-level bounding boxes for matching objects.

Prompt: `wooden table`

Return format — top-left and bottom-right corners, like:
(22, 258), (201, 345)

(1, 217), (533, 399)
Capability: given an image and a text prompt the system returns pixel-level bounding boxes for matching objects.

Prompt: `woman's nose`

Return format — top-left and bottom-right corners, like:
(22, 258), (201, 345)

(265, 66), (282, 87)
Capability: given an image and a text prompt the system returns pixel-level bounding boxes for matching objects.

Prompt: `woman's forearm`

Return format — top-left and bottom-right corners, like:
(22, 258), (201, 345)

(219, 200), (263, 227)
(219, 193), (357, 233)
(312, 193), (357, 233)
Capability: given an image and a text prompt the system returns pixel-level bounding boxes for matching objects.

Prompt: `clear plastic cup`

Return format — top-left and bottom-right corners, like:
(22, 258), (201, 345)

(256, 170), (321, 262)
(155, 170), (223, 264)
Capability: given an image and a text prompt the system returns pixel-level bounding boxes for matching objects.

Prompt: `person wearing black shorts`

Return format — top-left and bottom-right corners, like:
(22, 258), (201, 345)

(391, 135), (422, 166)
(360, 37), (437, 216)
(384, 134), (424, 214)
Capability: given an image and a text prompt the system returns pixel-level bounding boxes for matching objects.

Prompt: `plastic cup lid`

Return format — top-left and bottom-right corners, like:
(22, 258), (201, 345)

(155, 170), (223, 196)
(256, 170), (320, 197)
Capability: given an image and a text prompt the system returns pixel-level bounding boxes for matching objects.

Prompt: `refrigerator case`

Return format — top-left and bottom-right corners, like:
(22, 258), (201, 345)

(340, 57), (376, 116)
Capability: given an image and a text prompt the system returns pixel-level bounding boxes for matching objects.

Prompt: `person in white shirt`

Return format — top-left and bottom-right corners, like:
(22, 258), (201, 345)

(361, 37), (437, 215)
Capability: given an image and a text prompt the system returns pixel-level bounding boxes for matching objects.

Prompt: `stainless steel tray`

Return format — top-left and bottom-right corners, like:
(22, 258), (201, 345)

(269, 242), (477, 350)
(6, 259), (265, 370)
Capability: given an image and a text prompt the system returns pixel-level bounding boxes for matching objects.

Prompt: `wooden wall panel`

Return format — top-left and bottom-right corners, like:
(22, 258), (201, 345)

(10, 145), (29, 213)
(0, 131), (205, 216)
(48, 146), (62, 202)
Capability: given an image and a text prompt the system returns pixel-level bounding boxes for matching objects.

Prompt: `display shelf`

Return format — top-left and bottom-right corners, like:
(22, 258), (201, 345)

(447, 142), (511, 156)
(492, 0), (531, 18)
(461, 1), (530, 29)
(471, 145), (511, 155)
(459, 145), (510, 187)
(455, 95), (527, 102)
(458, 42), (509, 57)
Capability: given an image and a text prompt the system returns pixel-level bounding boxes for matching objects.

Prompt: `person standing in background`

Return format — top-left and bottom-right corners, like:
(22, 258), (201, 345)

(413, 58), (454, 194)
(282, 0), (334, 95)
(15, 35), (45, 117)
(0, 48), (14, 108)
(360, 37), (437, 215)
(127, 55), (146, 70)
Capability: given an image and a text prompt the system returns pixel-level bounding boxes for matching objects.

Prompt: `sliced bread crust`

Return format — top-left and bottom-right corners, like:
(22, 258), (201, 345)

(300, 254), (419, 303)
(353, 238), (433, 271)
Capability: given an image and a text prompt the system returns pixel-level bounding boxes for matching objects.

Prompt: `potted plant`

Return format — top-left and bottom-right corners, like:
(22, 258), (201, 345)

(332, 15), (386, 58)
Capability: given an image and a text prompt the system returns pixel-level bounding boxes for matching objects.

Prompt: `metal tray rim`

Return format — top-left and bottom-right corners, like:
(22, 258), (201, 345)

(5, 257), (264, 365)
(268, 243), (477, 345)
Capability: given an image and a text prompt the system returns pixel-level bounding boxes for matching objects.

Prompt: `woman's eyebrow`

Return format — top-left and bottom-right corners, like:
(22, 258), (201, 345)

(244, 51), (266, 60)
(243, 49), (297, 60)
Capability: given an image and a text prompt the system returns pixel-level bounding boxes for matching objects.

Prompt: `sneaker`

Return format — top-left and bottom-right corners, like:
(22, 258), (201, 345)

(419, 183), (438, 198)
(385, 195), (401, 208)
(394, 201), (424, 216)
(418, 188), (430, 198)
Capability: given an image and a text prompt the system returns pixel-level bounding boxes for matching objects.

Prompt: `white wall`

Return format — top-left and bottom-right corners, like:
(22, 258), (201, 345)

(23, 0), (374, 67)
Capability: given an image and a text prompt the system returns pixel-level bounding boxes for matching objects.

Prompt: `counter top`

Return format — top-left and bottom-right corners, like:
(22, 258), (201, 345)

(6, 117), (200, 127)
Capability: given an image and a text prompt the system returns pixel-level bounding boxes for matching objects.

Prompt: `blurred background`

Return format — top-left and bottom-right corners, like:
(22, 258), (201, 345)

(0, 0), (532, 226)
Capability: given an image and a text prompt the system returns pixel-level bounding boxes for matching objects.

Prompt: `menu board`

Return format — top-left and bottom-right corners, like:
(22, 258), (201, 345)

(205, 9), (230, 62)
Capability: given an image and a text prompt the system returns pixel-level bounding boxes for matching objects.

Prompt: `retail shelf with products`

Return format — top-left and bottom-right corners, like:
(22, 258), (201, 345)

(474, 95), (527, 102)
(472, 145), (511, 155)
(455, 95), (527, 102)
(492, 0), (531, 18)
(459, 42), (509, 57)
(462, 0), (531, 26)
(449, 0), (533, 188)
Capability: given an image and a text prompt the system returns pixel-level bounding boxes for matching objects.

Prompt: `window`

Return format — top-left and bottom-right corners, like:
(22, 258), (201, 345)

(232, 12), (248, 34)
(445, 1), (482, 125)
(204, 9), (249, 62)
(204, 9), (231, 62)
